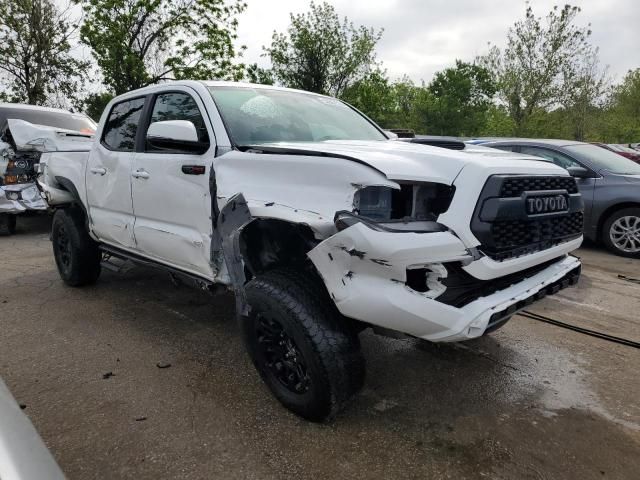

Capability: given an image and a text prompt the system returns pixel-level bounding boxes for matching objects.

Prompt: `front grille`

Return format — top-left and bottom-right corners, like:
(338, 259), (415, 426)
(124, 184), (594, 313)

(500, 176), (578, 197)
(471, 175), (584, 261)
(491, 212), (584, 250)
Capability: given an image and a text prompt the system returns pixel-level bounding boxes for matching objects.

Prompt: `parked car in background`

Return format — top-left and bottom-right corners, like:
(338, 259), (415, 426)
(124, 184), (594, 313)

(0, 104), (96, 235)
(478, 139), (640, 258)
(592, 142), (640, 163)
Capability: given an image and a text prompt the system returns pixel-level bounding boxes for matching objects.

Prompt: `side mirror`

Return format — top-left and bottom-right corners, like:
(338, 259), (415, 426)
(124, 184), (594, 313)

(566, 166), (592, 178)
(146, 120), (209, 154)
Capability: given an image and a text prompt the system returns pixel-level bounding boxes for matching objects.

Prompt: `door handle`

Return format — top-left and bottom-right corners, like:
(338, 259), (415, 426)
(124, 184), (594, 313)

(181, 165), (206, 175)
(132, 169), (150, 179)
(90, 167), (107, 176)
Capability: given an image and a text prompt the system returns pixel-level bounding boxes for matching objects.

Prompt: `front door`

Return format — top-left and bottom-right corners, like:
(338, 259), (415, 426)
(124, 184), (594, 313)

(130, 89), (215, 279)
(86, 97), (146, 248)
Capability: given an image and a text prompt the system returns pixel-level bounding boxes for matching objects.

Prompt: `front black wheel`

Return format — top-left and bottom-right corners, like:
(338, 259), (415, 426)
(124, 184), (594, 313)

(52, 208), (102, 286)
(602, 208), (640, 258)
(242, 268), (365, 422)
(0, 214), (16, 236)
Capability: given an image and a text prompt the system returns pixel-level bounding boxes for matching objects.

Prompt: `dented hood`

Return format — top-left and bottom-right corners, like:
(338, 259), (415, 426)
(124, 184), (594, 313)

(7, 119), (94, 153)
(251, 139), (563, 183)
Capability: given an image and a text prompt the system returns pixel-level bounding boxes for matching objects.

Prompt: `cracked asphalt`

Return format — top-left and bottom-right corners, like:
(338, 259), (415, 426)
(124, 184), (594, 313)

(1, 215), (639, 479)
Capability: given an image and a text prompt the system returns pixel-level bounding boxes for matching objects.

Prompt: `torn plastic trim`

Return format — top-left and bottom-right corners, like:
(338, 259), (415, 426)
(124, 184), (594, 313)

(334, 210), (447, 233)
(214, 193), (253, 316)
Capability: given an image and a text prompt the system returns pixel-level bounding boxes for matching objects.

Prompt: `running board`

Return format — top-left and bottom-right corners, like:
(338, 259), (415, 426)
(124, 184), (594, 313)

(99, 244), (218, 292)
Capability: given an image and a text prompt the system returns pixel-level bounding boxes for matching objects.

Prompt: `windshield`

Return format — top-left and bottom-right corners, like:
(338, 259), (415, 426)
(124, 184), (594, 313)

(565, 144), (640, 175)
(208, 86), (386, 145)
(0, 108), (96, 133)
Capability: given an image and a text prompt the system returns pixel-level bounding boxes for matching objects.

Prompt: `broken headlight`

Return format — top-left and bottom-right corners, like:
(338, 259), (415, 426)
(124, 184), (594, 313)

(353, 183), (455, 222)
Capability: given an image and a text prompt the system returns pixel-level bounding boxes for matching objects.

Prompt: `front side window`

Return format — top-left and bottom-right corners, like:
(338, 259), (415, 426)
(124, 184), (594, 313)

(146, 92), (209, 149)
(208, 86), (386, 145)
(520, 146), (582, 170)
(102, 98), (145, 151)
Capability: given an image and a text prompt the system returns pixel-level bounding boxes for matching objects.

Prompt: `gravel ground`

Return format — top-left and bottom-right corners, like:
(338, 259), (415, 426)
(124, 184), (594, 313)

(1, 215), (639, 479)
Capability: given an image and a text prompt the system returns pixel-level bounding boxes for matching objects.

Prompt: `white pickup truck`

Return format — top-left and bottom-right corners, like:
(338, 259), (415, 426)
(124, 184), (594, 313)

(38, 81), (583, 421)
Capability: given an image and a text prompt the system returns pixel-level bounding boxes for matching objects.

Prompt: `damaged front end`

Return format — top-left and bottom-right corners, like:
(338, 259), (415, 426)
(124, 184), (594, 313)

(307, 181), (581, 342)
(1, 119), (94, 216)
(0, 140), (47, 214)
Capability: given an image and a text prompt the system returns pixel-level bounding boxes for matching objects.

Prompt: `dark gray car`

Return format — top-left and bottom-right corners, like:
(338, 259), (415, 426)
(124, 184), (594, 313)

(476, 139), (640, 258)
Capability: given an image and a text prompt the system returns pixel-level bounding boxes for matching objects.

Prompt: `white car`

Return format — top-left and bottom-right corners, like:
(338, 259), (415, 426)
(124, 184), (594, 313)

(0, 103), (96, 235)
(37, 81), (583, 421)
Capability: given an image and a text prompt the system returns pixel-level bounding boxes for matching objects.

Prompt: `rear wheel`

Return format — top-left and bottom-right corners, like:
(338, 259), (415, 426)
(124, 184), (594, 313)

(52, 208), (102, 286)
(242, 268), (365, 422)
(0, 214), (16, 236)
(602, 208), (640, 258)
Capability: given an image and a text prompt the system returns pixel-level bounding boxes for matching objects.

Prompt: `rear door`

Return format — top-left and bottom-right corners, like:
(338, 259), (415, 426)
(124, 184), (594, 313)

(86, 97), (146, 248)
(130, 88), (215, 278)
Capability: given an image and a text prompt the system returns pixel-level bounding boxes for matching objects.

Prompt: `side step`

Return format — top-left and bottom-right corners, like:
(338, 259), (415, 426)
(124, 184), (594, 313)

(99, 244), (219, 293)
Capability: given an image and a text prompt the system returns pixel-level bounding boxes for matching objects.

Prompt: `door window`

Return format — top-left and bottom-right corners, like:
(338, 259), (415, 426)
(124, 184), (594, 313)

(102, 98), (146, 151)
(520, 146), (582, 169)
(146, 92), (209, 151)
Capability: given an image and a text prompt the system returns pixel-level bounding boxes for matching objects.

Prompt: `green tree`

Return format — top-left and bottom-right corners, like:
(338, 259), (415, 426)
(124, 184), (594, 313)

(0, 0), (89, 106)
(265, 1), (382, 97)
(600, 69), (640, 142)
(425, 60), (496, 136)
(479, 4), (602, 136)
(340, 70), (394, 126)
(245, 63), (274, 85)
(77, 0), (246, 95)
(83, 91), (115, 121)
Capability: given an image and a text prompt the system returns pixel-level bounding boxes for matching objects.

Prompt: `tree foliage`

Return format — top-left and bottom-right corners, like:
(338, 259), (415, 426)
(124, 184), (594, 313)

(479, 3), (604, 136)
(0, 0), (89, 106)
(77, 0), (247, 95)
(265, 1), (382, 97)
(425, 60), (496, 136)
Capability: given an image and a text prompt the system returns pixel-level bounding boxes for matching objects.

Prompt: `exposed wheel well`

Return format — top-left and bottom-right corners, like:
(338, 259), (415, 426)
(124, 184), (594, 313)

(239, 219), (320, 279)
(597, 202), (640, 241)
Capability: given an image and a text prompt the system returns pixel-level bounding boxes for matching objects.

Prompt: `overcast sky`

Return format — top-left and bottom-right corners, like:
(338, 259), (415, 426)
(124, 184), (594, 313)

(235, 0), (639, 84)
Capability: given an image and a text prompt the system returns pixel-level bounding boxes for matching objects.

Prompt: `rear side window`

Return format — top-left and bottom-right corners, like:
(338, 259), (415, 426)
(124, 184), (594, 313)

(520, 146), (582, 169)
(147, 92), (209, 146)
(102, 98), (146, 151)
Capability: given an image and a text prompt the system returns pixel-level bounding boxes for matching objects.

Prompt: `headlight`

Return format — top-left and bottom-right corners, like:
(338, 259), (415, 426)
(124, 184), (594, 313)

(353, 183), (455, 222)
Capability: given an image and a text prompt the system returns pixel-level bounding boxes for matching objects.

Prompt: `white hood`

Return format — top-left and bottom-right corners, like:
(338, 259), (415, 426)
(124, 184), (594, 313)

(253, 139), (567, 183)
(7, 119), (94, 153)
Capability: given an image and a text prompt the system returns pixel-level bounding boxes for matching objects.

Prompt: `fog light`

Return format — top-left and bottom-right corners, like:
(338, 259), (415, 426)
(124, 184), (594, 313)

(6, 191), (20, 201)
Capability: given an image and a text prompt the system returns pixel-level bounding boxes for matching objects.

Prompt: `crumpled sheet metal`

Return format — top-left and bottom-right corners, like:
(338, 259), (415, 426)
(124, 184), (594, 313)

(0, 183), (47, 213)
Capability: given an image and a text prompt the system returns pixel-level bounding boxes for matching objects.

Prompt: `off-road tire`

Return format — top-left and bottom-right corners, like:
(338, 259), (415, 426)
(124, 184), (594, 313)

(242, 268), (365, 422)
(602, 207), (640, 259)
(0, 214), (17, 236)
(52, 208), (101, 286)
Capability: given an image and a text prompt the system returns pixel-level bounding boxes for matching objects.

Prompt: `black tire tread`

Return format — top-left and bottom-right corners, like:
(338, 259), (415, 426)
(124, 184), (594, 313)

(0, 214), (16, 236)
(245, 267), (365, 421)
(52, 208), (101, 286)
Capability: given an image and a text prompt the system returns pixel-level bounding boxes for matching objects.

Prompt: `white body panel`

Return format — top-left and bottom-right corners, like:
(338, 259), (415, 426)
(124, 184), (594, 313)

(86, 144), (136, 248)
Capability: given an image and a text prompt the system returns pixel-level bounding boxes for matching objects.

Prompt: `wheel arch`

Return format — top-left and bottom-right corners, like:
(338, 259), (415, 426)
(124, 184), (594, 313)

(239, 217), (320, 279)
